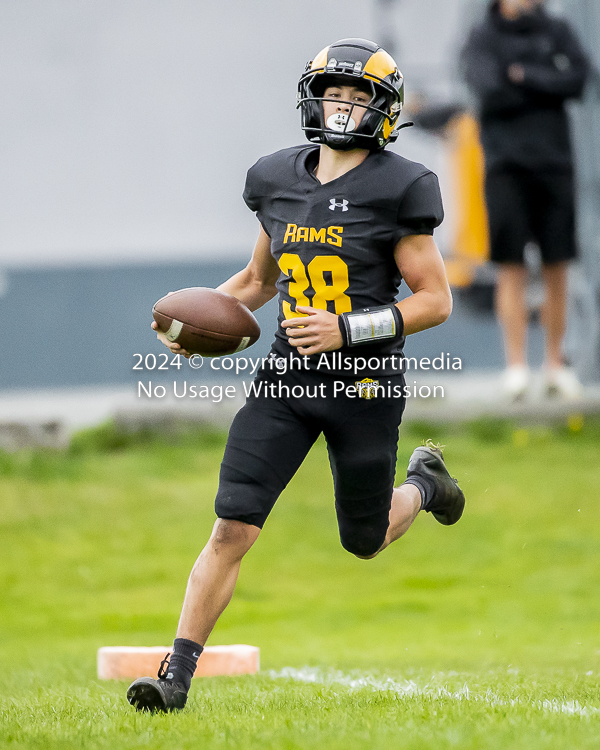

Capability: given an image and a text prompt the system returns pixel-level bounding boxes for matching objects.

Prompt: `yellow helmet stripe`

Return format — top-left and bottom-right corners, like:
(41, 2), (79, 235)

(382, 115), (399, 140)
(363, 48), (398, 81)
(311, 46), (330, 71)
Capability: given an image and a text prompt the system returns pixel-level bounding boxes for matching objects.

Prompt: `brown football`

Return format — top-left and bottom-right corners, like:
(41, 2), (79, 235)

(152, 287), (260, 356)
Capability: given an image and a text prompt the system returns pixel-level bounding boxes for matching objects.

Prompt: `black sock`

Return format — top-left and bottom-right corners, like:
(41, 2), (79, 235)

(403, 476), (435, 510)
(163, 638), (203, 692)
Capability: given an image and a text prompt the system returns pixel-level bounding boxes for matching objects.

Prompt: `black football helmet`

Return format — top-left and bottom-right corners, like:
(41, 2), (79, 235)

(298, 38), (405, 151)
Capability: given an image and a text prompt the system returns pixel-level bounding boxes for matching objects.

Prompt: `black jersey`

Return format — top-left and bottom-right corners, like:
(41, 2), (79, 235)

(243, 144), (443, 376)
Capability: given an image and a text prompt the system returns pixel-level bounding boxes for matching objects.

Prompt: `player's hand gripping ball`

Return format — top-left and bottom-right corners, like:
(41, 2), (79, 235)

(152, 287), (260, 356)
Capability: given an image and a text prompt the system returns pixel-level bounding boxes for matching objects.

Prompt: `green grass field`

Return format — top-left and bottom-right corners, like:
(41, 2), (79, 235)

(1, 417), (599, 748)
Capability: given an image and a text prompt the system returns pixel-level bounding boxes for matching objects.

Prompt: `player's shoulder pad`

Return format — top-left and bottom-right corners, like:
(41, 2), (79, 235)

(243, 145), (313, 212)
(347, 150), (438, 211)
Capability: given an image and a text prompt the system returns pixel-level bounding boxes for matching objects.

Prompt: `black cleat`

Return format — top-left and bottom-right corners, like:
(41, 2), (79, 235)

(127, 676), (188, 712)
(127, 654), (188, 713)
(407, 440), (465, 526)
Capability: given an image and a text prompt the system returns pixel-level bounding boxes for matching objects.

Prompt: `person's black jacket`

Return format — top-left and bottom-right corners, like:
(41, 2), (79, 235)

(460, 1), (589, 170)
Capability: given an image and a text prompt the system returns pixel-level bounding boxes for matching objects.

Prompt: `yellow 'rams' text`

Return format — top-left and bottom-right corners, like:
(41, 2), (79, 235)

(283, 224), (343, 248)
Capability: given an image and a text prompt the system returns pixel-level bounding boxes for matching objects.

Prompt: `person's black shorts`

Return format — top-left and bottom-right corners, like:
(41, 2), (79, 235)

(214, 362), (406, 557)
(485, 166), (577, 265)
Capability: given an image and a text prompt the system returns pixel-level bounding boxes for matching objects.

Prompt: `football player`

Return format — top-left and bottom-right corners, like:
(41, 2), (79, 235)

(128, 38), (465, 713)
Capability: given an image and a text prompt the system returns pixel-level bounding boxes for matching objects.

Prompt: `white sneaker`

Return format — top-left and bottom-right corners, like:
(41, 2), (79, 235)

(502, 365), (530, 402)
(544, 367), (583, 401)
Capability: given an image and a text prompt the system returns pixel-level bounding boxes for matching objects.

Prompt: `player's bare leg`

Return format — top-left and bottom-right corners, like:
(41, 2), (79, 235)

(384, 484), (422, 542)
(357, 484), (421, 558)
(127, 518), (259, 712)
(176, 518), (260, 644)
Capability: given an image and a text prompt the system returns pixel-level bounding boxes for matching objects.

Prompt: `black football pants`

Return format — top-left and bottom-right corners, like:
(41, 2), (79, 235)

(214, 364), (406, 557)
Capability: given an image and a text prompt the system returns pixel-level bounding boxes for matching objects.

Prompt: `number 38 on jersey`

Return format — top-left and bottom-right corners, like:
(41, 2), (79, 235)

(278, 252), (352, 318)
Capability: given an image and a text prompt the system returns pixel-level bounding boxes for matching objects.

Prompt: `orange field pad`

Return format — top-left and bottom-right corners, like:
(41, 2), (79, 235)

(97, 645), (259, 680)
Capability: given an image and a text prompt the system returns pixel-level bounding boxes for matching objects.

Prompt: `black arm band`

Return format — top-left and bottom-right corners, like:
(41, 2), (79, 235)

(338, 304), (404, 347)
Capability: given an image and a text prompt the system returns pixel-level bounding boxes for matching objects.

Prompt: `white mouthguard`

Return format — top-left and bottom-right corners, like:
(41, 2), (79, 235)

(326, 113), (357, 133)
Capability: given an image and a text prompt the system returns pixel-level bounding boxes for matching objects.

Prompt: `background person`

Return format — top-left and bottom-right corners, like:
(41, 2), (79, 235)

(461, 0), (590, 400)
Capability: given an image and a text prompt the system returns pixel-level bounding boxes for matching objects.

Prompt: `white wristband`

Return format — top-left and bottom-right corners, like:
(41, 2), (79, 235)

(339, 305), (403, 347)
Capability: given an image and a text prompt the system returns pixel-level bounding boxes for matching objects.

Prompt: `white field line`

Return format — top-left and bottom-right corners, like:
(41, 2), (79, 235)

(267, 667), (600, 717)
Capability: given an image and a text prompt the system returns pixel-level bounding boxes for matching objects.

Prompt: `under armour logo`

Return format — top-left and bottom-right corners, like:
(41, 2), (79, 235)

(329, 198), (349, 212)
